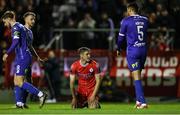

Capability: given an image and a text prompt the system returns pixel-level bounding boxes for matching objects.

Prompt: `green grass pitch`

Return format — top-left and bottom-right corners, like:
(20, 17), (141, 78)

(0, 102), (180, 114)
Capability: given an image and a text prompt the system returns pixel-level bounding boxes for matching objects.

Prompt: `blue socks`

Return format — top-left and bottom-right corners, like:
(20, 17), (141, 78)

(14, 86), (22, 104)
(22, 90), (28, 104)
(14, 82), (41, 105)
(134, 80), (146, 103)
(21, 82), (40, 96)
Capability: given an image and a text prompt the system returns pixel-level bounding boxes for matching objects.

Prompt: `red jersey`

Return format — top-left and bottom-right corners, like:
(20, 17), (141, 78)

(70, 59), (100, 93)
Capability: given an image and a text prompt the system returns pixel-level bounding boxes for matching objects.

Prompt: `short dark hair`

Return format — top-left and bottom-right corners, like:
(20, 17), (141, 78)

(127, 2), (139, 13)
(23, 12), (36, 19)
(78, 47), (90, 54)
(1, 11), (16, 20)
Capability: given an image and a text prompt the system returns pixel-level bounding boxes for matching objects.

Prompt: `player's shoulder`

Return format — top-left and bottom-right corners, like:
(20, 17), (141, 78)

(125, 15), (148, 21)
(15, 22), (24, 28)
(25, 26), (32, 33)
(71, 60), (80, 67)
(137, 15), (148, 22)
(121, 16), (133, 25)
(121, 17), (129, 24)
(13, 22), (25, 31)
(12, 23), (20, 31)
(123, 16), (131, 20)
(90, 60), (99, 67)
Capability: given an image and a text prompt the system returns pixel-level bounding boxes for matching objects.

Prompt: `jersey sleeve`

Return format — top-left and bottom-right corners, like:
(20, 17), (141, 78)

(12, 26), (21, 40)
(94, 62), (100, 74)
(117, 19), (127, 51)
(70, 63), (76, 75)
(7, 26), (20, 54)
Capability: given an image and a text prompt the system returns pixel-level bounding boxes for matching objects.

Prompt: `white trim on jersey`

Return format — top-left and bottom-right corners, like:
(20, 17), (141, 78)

(13, 36), (19, 39)
(119, 33), (125, 36)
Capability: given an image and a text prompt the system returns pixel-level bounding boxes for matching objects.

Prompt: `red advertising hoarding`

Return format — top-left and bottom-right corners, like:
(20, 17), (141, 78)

(110, 51), (180, 97)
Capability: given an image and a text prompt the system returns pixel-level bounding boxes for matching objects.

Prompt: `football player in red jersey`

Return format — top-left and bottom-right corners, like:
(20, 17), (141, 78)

(70, 47), (101, 109)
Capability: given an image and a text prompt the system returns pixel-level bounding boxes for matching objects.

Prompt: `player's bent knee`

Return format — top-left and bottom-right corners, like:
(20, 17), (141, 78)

(14, 76), (24, 87)
(14, 81), (24, 87)
(88, 102), (101, 109)
(132, 70), (141, 80)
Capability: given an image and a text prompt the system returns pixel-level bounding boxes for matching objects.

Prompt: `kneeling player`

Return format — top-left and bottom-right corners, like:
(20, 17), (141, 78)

(70, 47), (101, 109)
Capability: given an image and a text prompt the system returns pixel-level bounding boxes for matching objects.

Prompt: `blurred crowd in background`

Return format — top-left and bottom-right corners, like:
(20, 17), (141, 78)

(0, 0), (179, 84)
(0, 0), (179, 50)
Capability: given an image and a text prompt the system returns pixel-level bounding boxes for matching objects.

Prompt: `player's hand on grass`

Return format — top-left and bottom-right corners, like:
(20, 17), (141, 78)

(88, 95), (96, 104)
(88, 95), (98, 109)
(3, 53), (8, 62)
(71, 98), (77, 109)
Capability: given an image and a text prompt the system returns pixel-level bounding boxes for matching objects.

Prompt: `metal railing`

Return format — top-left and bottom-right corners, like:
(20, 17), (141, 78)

(45, 28), (176, 51)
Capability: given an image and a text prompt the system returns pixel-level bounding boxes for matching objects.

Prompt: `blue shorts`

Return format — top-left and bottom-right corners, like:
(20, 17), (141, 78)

(15, 59), (32, 76)
(126, 47), (147, 72)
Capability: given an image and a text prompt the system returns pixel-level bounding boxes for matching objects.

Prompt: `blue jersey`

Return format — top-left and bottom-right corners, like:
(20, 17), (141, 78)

(117, 15), (149, 71)
(7, 22), (32, 61)
(25, 27), (33, 49)
(117, 15), (148, 50)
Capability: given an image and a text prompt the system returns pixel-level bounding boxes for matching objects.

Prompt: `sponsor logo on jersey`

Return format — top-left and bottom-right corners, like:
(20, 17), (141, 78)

(89, 68), (93, 72)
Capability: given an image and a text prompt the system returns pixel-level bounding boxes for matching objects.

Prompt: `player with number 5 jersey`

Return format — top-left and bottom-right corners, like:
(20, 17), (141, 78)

(117, 2), (149, 109)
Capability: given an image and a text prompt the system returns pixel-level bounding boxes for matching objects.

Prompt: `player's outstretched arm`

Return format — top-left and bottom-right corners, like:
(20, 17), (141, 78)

(30, 45), (47, 62)
(70, 74), (77, 109)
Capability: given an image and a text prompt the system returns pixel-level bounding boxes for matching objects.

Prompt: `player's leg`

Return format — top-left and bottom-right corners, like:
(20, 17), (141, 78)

(15, 76), (47, 108)
(14, 79), (23, 108)
(127, 56), (147, 109)
(21, 89), (28, 108)
(74, 93), (88, 108)
(132, 70), (147, 108)
(13, 64), (24, 108)
(21, 67), (32, 108)
(87, 90), (101, 109)
(15, 62), (47, 108)
(88, 96), (100, 109)
(136, 54), (148, 109)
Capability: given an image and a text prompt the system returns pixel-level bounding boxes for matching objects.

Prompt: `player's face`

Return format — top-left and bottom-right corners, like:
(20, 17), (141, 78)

(2, 18), (11, 28)
(25, 15), (35, 28)
(82, 51), (91, 62)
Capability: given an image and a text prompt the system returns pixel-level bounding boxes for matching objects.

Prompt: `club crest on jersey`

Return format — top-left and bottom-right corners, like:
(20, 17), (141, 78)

(89, 68), (93, 72)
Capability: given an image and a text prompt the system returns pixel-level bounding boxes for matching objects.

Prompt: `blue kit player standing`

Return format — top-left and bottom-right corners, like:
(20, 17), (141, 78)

(117, 3), (148, 109)
(1, 11), (47, 108)
(18, 12), (46, 108)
